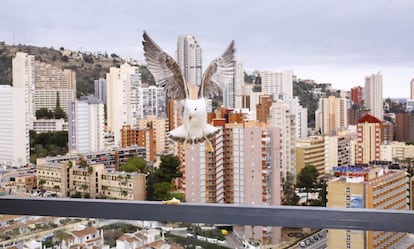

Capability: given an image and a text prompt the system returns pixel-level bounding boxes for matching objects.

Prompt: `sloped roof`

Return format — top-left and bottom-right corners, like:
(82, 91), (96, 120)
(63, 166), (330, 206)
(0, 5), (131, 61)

(357, 114), (381, 124)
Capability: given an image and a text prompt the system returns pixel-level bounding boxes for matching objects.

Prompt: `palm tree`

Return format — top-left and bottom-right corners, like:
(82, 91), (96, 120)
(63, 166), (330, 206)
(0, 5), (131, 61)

(80, 184), (88, 198)
(54, 230), (73, 249)
(38, 179), (46, 197)
(100, 185), (108, 199)
(121, 190), (128, 199)
(53, 185), (60, 196)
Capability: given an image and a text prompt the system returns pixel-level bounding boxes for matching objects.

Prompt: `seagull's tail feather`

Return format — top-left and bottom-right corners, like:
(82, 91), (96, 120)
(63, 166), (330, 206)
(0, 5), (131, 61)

(168, 125), (220, 144)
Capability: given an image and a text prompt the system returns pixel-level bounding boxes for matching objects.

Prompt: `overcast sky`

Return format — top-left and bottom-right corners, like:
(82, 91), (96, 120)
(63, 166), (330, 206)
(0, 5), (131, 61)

(1, 0), (413, 98)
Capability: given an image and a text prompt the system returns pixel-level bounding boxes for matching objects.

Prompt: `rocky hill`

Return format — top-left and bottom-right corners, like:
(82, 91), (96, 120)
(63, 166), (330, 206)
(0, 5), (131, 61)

(0, 43), (154, 97)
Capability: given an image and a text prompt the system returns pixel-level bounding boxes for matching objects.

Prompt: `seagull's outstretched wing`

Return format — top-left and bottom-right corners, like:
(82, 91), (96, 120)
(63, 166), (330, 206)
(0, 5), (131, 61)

(143, 31), (188, 99)
(198, 41), (235, 99)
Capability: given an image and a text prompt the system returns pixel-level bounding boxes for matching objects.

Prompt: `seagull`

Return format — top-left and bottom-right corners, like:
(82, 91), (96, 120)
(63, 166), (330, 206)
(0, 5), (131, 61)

(142, 31), (235, 152)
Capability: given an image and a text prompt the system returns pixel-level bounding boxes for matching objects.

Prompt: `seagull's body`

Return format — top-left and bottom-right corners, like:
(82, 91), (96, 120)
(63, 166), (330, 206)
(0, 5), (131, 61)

(169, 98), (220, 147)
(142, 32), (235, 151)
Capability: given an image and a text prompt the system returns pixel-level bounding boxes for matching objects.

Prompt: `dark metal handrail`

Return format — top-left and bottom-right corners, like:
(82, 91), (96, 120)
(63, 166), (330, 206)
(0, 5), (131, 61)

(1, 197), (414, 233)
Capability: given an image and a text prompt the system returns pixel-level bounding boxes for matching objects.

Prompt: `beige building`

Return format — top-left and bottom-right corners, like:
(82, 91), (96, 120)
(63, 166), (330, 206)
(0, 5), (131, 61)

(34, 89), (76, 115)
(296, 136), (326, 177)
(411, 78), (414, 100)
(34, 61), (76, 89)
(328, 166), (411, 249)
(316, 96), (348, 135)
(365, 72), (384, 121)
(15, 175), (37, 191)
(357, 114), (382, 164)
(380, 141), (414, 162)
(138, 116), (168, 156)
(36, 158), (146, 200)
(33, 61), (76, 115)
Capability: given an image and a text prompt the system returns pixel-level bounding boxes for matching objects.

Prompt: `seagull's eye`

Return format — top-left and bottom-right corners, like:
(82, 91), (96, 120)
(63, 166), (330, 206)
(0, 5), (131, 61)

(194, 108), (197, 111)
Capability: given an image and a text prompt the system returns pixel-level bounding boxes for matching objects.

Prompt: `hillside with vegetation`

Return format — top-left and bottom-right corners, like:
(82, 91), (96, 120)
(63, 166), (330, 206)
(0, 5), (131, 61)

(0, 42), (154, 97)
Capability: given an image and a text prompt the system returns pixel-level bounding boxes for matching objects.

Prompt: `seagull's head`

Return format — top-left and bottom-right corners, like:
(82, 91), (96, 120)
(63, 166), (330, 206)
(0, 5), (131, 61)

(184, 98), (207, 121)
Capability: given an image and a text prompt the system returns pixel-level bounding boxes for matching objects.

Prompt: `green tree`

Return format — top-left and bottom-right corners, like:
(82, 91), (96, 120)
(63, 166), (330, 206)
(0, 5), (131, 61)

(296, 165), (319, 203)
(282, 172), (299, 206)
(80, 159), (88, 168)
(54, 106), (67, 119)
(119, 156), (148, 173)
(36, 107), (53, 119)
(146, 171), (156, 201)
(157, 154), (182, 183)
(318, 181), (327, 207)
(153, 182), (173, 200)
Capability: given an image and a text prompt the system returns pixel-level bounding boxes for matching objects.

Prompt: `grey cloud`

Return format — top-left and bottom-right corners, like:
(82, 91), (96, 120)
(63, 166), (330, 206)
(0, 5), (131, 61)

(0, 0), (413, 97)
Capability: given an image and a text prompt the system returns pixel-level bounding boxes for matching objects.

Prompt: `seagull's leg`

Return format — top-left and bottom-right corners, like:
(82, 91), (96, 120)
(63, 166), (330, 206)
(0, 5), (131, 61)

(204, 136), (214, 152)
(182, 138), (188, 151)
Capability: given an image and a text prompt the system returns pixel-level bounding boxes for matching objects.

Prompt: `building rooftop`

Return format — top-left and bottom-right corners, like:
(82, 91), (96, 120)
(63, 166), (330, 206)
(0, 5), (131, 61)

(358, 113), (381, 123)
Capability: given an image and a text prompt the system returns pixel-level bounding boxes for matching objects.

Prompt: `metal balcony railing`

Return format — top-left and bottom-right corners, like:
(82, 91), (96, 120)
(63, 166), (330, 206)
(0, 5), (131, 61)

(1, 197), (414, 233)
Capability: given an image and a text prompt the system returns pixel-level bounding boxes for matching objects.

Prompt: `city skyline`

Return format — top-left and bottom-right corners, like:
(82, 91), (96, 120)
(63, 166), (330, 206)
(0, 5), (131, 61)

(1, 0), (413, 98)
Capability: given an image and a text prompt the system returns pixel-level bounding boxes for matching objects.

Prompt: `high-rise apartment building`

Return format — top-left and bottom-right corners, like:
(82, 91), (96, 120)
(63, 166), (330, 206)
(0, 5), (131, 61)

(33, 61), (76, 115)
(68, 96), (105, 154)
(233, 61), (245, 109)
(365, 72), (383, 120)
(0, 86), (30, 167)
(106, 63), (141, 145)
(256, 95), (273, 123)
(140, 86), (166, 118)
(138, 116), (168, 156)
(350, 86), (363, 105)
(94, 78), (107, 103)
(286, 97), (308, 139)
(356, 114), (382, 164)
(395, 112), (414, 142)
(316, 96), (348, 135)
(120, 125), (156, 162)
(269, 100), (296, 178)
(261, 70), (293, 99)
(411, 78), (414, 99)
(184, 120), (282, 245)
(348, 104), (366, 126)
(176, 34), (202, 86)
(34, 61), (76, 89)
(34, 89), (76, 115)
(12, 52), (35, 121)
(328, 166), (411, 248)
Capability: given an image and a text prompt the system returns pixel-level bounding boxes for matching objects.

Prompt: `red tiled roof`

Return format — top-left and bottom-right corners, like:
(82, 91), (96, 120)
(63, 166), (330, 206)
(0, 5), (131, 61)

(357, 114), (381, 124)
(70, 226), (98, 237)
